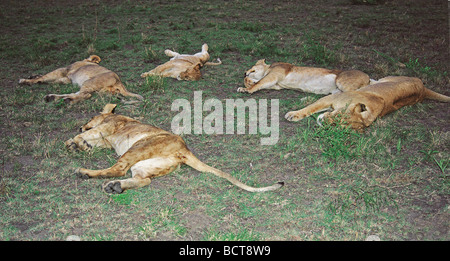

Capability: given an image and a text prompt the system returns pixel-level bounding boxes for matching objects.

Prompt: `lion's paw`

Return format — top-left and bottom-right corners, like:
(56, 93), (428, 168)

(63, 97), (73, 104)
(82, 140), (92, 150)
(44, 95), (55, 103)
(237, 87), (248, 93)
(285, 111), (304, 122)
(102, 181), (123, 194)
(65, 139), (78, 151)
(75, 169), (90, 180)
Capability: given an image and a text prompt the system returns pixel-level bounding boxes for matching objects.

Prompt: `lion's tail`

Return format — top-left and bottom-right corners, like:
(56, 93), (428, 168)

(182, 150), (284, 192)
(423, 88), (450, 102)
(204, 58), (222, 66)
(116, 81), (144, 101)
(122, 90), (144, 101)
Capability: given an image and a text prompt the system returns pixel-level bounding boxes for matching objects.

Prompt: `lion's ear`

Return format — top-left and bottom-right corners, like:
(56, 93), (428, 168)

(256, 59), (266, 65)
(87, 55), (101, 64)
(102, 104), (117, 114)
(194, 62), (202, 70)
(354, 103), (367, 113)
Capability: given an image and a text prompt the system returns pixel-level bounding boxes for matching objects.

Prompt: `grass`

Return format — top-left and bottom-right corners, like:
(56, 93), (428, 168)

(0, 0), (449, 242)
(312, 114), (363, 161)
(302, 35), (338, 67)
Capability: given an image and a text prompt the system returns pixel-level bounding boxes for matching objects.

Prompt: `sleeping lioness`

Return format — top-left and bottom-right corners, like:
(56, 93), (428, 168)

(238, 59), (371, 94)
(140, 43), (221, 81)
(285, 76), (450, 130)
(66, 104), (284, 194)
(19, 55), (143, 104)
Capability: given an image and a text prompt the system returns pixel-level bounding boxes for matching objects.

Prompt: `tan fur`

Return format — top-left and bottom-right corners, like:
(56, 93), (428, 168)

(141, 44), (222, 81)
(239, 59), (370, 94)
(19, 55), (143, 104)
(285, 76), (450, 130)
(66, 104), (284, 194)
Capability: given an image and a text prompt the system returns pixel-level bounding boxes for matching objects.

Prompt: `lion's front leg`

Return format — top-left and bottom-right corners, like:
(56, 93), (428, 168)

(65, 136), (94, 151)
(237, 74), (278, 94)
(141, 62), (178, 79)
(141, 62), (169, 78)
(140, 71), (152, 78)
(19, 68), (71, 85)
(141, 68), (160, 78)
(75, 150), (138, 180)
(285, 109), (311, 122)
(285, 96), (335, 122)
(65, 125), (111, 151)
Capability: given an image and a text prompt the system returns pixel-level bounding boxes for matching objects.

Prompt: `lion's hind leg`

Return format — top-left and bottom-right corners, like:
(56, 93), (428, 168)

(335, 70), (370, 92)
(44, 91), (92, 103)
(19, 68), (71, 85)
(101, 157), (181, 194)
(164, 49), (180, 57)
(102, 177), (151, 194)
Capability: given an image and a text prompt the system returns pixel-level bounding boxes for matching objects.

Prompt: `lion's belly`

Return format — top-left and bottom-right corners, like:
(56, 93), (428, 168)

(69, 73), (91, 86)
(151, 60), (189, 78)
(279, 73), (338, 94)
(69, 66), (111, 86)
(107, 132), (152, 156)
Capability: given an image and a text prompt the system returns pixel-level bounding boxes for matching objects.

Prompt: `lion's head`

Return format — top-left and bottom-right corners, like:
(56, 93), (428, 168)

(244, 76), (258, 88)
(178, 63), (202, 81)
(244, 59), (270, 87)
(318, 94), (384, 131)
(80, 104), (117, 132)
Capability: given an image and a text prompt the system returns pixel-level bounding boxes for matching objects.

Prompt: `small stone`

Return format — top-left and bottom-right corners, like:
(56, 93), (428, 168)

(365, 235), (381, 241)
(66, 235), (81, 241)
(284, 153), (294, 159)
